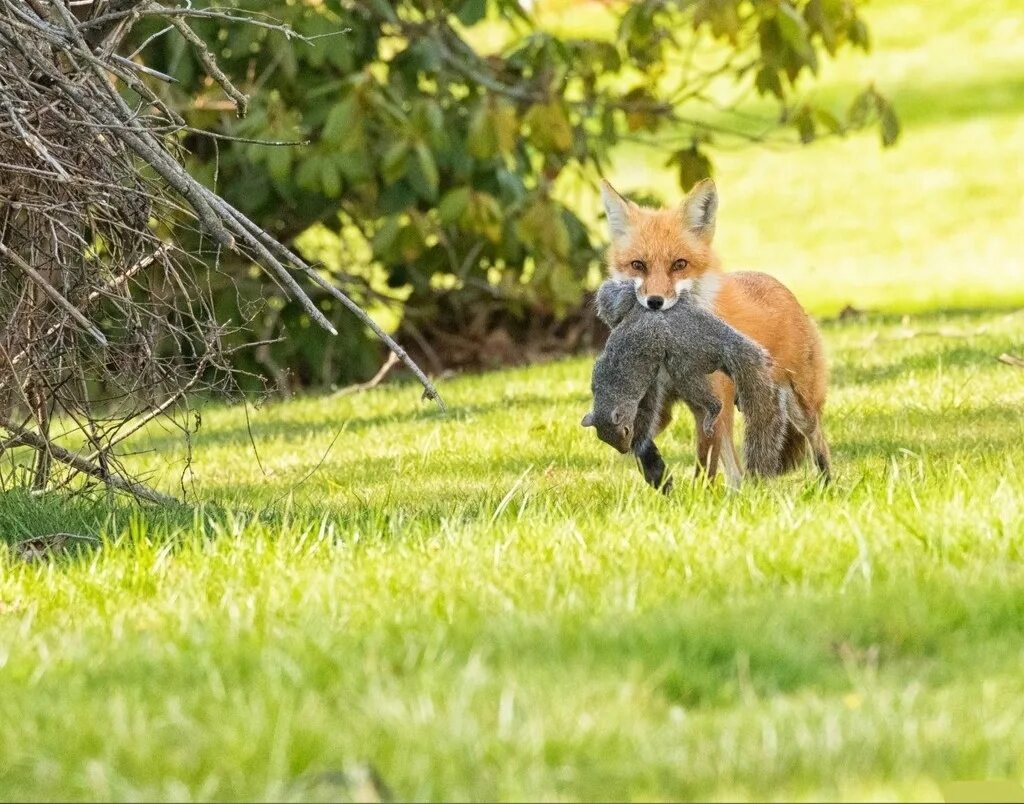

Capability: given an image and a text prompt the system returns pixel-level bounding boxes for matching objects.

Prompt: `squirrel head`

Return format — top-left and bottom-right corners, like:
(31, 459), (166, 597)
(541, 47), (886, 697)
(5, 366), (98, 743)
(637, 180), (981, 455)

(581, 402), (638, 454)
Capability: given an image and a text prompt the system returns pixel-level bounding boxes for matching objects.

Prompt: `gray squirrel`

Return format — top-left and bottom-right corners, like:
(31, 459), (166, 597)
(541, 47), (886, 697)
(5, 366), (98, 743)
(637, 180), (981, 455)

(582, 279), (787, 487)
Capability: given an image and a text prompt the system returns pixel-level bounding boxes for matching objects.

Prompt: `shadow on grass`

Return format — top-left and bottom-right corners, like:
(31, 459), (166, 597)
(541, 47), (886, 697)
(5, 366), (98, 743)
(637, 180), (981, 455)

(831, 343), (1019, 389)
(0, 490), (195, 560)
(816, 306), (1024, 331)
(138, 390), (591, 454)
(876, 73), (1024, 129)
(470, 578), (1024, 709)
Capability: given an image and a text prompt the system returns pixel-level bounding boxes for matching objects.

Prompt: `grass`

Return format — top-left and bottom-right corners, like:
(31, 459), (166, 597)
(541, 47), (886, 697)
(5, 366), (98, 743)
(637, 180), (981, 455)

(3, 308), (1024, 801)
(3, 0), (1024, 800)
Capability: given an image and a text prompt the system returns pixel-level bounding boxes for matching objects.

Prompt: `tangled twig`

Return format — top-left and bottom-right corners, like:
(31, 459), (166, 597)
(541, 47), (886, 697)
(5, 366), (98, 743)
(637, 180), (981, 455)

(0, 0), (442, 502)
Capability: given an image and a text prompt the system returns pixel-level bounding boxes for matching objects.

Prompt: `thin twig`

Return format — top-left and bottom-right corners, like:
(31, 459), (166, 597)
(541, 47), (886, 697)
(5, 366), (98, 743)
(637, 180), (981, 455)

(167, 16), (248, 116)
(333, 351), (400, 397)
(0, 242), (108, 346)
(1, 417), (177, 505)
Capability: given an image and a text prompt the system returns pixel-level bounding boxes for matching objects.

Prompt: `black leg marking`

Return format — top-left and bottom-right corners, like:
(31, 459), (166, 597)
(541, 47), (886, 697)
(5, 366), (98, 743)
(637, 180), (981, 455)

(634, 438), (670, 491)
(814, 450), (832, 485)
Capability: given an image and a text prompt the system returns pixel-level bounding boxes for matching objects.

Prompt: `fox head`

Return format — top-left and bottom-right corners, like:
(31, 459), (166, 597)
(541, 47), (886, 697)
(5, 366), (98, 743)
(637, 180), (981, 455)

(600, 178), (721, 311)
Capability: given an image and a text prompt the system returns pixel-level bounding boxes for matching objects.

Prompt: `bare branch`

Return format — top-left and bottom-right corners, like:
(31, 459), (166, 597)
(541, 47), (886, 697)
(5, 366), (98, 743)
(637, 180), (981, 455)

(0, 0), (442, 502)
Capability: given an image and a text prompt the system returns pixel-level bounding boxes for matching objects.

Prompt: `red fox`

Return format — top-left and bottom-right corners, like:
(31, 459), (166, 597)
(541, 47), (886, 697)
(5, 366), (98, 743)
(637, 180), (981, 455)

(599, 178), (831, 485)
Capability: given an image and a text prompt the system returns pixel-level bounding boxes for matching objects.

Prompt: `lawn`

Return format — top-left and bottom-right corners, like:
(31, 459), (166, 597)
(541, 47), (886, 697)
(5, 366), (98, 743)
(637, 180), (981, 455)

(3, 0), (1024, 801)
(3, 307), (1024, 801)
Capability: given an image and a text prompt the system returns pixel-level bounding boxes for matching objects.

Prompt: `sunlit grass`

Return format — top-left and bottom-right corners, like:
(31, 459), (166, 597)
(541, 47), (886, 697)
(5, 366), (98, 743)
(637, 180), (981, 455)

(3, 308), (1024, 801)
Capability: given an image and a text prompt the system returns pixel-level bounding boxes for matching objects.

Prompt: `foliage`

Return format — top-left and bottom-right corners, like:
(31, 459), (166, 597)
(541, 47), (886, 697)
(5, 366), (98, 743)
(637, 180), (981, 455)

(134, 0), (894, 387)
(3, 309), (1024, 799)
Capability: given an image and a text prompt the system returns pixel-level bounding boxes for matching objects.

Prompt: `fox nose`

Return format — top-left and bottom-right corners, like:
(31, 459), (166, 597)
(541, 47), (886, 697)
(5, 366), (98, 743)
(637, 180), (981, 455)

(646, 296), (664, 310)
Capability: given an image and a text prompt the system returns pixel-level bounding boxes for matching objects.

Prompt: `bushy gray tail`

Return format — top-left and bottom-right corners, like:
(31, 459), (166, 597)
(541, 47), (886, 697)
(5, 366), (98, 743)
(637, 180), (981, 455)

(728, 347), (788, 477)
(777, 420), (809, 473)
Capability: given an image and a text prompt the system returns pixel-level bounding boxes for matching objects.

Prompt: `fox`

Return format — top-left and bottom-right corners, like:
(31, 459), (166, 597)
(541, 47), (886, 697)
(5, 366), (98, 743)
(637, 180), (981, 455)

(582, 278), (787, 489)
(599, 177), (831, 486)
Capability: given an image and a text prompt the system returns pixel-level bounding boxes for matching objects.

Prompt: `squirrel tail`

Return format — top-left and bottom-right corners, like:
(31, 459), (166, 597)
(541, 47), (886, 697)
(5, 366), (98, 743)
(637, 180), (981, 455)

(776, 419), (809, 473)
(731, 352), (788, 478)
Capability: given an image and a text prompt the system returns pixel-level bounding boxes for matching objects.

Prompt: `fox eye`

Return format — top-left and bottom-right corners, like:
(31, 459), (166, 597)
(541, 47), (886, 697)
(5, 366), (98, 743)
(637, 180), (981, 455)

(672, 258), (689, 272)
(630, 260), (647, 273)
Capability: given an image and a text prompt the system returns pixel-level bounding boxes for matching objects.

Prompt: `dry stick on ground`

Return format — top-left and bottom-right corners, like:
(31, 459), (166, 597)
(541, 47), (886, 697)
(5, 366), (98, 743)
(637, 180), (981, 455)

(0, 0), (444, 504)
(1, 418), (178, 505)
(998, 353), (1024, 369)
(333, 352), (401, 398)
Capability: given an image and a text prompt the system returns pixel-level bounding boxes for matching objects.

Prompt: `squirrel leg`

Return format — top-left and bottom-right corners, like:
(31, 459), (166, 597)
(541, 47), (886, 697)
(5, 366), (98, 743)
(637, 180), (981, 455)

(702, 395), (723, 437)
(631, 376), (673, 492)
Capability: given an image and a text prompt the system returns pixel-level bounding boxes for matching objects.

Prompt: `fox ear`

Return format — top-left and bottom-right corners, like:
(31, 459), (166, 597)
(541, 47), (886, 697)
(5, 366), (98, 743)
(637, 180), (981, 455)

(600, 180), (634, 241)
(581, 411), (595, 428)
(680, 178), (718, 242)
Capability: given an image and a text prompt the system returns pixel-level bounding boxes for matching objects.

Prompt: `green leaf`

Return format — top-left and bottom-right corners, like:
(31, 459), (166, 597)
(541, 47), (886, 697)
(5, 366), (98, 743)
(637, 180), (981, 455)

(397, 224), (425, 262)
(524, 101), (573, 154)
(382, 140), (410, 185)
(266, 146), (292, 183)
(468, 102), (495, 158)
(408, 39), (442, 73)
(417, 100), (444, 146)
(490, 100), (519, 156)
(516, 199), (570, 259)
(876, 96), (900, 146)
(793, 105), (816, 144)
(777, 3), (812, 55)
(413, 142), (440, 200)
(694, 0), (740, 43)
(669, 146), (713, 191)
(378, 181), (415, 216)
(848, 89), (874, 128)
(372, 216), (402, 261)
(438, 187), (471, 224)
(467, 191), (503, 243)
(804, 0), (837, 55)
(849, 17), (871, 50)
(814, 107), (844, 135)
(468, 103), (497, 159)
(321, 158), (342, 198)
(322, 96), (360, 147)
(364, 0), (398, 23)
(456, 0), (487, 26)
(755, 66), (784, 99)
(336, 150), (373, 183)
(294, 154), (324, 192)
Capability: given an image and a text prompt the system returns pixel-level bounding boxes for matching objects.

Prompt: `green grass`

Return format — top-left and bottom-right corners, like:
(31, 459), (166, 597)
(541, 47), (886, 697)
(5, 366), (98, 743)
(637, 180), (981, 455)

(4, 0), (1024, 800)
(3, 308), (1024, 801)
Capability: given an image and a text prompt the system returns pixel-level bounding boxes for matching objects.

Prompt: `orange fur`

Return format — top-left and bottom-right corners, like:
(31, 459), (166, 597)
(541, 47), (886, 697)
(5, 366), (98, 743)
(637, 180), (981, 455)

(607, 203), (721, 301)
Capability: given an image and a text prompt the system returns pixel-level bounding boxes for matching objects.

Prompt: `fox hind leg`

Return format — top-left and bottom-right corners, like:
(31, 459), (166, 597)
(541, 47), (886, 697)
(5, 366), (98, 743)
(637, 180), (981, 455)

(782, 386), (831, 482)
(808, 423), (832, 483)
(695, 387), (740, 489)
